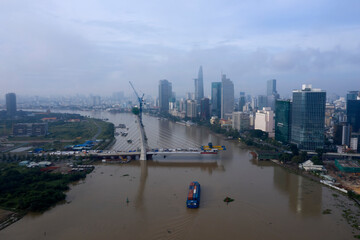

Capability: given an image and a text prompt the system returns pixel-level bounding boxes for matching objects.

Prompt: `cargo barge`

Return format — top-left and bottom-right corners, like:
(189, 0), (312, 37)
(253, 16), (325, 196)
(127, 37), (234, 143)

(186, 181), (201, 208)
(200, 149), (218, 154)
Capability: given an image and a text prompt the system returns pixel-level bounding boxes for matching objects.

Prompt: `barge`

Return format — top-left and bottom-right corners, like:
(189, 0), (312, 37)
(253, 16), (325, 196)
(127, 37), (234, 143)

(186, 181), (201, 208)
(200, 149), (218, 154)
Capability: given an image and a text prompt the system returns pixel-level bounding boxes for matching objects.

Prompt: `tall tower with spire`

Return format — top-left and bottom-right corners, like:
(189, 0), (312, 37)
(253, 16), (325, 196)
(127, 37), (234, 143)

(194, 66), (204, 102)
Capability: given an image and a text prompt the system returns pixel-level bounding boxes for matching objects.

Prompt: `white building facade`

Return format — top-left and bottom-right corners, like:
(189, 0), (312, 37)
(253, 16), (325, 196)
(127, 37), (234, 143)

(255, 107), (275, 136)
(232, 112), (250, 132)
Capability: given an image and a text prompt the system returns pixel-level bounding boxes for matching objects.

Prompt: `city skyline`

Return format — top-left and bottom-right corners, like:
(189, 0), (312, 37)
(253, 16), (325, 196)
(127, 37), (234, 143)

(1, 1), (360, 97)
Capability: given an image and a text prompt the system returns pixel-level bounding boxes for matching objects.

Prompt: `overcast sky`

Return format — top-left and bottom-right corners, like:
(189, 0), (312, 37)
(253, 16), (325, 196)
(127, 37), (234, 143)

(1, 0), (360, 98)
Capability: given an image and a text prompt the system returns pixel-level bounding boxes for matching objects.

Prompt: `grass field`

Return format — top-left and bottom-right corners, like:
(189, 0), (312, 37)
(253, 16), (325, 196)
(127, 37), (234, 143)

(6, 118), (114, 151)
(47, 120), (98, 140)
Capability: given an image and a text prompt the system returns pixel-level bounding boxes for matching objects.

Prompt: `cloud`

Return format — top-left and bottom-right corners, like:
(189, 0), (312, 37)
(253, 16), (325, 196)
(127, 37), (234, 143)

(0, 0), (359, 98)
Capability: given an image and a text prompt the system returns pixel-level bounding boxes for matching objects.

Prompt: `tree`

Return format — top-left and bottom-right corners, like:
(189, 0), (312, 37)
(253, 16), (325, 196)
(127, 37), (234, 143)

(315, 148), (325, 159)
(279, 153), (291, 162)
(132, 107), (140, 115)
(300, 151), (308, 162)
(291, 155), (302, 164)
(248, 129), (268, 140)
(290, 144), (299, 156)
(311, 155), (323, 165)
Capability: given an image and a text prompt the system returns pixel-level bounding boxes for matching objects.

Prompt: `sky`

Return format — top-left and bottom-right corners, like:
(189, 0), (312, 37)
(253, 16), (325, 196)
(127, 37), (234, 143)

(1, 0), (360, 98)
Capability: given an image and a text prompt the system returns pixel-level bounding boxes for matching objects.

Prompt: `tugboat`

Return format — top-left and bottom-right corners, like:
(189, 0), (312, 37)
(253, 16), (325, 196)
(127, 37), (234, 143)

(186, 181), (201, 208)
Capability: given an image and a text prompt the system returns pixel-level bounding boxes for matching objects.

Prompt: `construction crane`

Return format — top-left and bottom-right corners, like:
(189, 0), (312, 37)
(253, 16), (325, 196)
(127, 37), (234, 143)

(129, 81), (144, 124)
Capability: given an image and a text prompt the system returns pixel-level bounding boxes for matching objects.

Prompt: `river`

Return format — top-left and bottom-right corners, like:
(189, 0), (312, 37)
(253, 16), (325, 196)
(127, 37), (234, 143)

(1, 111), (359, 239)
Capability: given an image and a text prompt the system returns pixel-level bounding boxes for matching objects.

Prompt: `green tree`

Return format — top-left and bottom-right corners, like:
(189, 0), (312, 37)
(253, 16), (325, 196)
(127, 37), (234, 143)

(291, 155), (302, 164)
(132, 107), (140, 115)
(279, 153), (292, 162)
(290, 144), (299, 156)
(300, 151), (308, 162)
(311, 155), (323, 165)
(315, 148), (325, 159)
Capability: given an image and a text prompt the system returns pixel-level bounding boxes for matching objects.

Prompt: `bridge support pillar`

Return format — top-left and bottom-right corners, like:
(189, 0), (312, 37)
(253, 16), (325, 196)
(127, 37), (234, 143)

(136, 115), (147, 160)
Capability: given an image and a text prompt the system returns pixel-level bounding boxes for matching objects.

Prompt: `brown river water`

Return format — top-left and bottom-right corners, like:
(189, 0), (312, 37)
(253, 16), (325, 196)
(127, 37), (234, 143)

(1, 111), (359, 240)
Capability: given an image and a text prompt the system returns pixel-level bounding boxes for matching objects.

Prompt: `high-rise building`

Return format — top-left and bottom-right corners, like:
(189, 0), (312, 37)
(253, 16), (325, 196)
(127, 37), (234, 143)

(6, 93), (17, 116)
(291, 84), (326, 150)
(267, 79), (277, 96)
(347, 91), (359, 101)
(200, 98), (210, 120)
(158, 79), (172, 113)
(232, 112), (250, 132)
(267, 95), (277, 111)
(257, 95), (267, 110)
(275, 100), (292, 143)
(350, 133), (360, 153)
(342, 124), (351, 146)
(239, 92), (246, 112)
(186, 100), (197, 118)
(169, 95), (176, 111)
(255, 107), (275, 136)
(221, 74), (234, 119)
(251, 96), (258, 110)
(211, 82), (221, 118)
(347, 99), (360, 133)
(266, 79), (279, 110)
(194, 66), (204, 102)
(179, 98), (186, 112)
(91, 96), (101, 106)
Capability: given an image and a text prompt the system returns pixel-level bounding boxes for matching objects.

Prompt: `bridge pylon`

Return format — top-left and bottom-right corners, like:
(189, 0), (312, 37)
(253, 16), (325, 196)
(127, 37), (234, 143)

(136, 115), (148, 160)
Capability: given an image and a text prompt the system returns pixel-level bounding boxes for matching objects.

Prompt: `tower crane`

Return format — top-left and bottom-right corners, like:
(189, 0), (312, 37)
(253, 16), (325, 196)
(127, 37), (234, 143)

(129, 81), (144, 125)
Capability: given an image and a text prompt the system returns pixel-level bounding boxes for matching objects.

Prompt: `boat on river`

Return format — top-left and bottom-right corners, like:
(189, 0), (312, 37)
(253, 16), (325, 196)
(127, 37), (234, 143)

(186, 181), (201, 208)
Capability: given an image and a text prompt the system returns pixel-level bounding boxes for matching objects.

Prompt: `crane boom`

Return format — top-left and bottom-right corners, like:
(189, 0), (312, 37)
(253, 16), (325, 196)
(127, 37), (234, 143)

(129, 81), (140, 100)
(129, 81), (144, 125)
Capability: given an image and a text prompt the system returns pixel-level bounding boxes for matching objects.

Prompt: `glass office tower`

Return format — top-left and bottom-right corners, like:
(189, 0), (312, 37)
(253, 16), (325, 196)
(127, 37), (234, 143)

(347, 99), (360, 133)
(275, 100), (292, 143)
(291, 85), (326, 150)
(211, 82), (221, 118)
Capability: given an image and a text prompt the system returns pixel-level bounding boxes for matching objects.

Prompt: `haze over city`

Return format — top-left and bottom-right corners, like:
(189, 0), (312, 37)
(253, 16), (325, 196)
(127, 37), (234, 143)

(1, 0), (360, 97)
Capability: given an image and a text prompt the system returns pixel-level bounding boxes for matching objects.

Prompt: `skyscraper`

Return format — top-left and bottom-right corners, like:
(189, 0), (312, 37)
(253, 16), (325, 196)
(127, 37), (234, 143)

(158, 79), (172, 113)
(211, 82), (221, 118)
(267, 79), (279, 110)
(291, 85), (326, 150)
(257, 95), (267, 110)
(267, 79), (277, 96)
(194, 66), (204, 102)
(239, 92), (246, 112)
(346, 91), (359, 101)
(275, 100), (292, 143)
(347, 99), (360, 133)
(200, 98), (210, 120)
(6, 93), (17, 117)
(221, 74), (234, 119)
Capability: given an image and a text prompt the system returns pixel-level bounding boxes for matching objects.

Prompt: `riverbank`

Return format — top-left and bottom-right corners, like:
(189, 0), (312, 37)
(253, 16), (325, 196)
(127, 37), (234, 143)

(0, 209), (24, 231)
(0, 163), (93, 230)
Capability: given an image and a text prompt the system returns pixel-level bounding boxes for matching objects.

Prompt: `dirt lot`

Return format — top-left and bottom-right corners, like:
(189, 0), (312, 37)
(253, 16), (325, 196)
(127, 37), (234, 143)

(325, 161), (360, 194)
